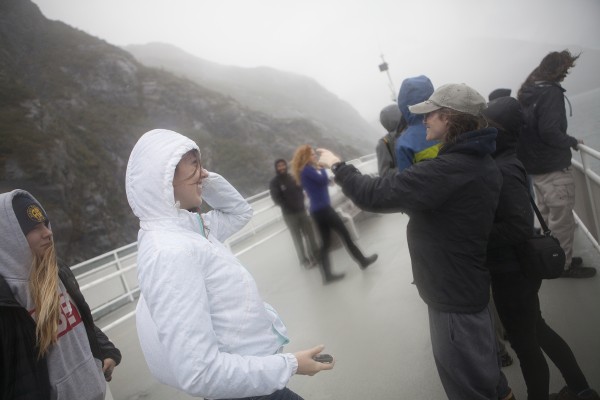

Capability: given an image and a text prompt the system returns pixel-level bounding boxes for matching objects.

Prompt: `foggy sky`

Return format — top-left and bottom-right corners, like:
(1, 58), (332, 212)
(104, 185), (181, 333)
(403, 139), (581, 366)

(32, 0), (600, 124)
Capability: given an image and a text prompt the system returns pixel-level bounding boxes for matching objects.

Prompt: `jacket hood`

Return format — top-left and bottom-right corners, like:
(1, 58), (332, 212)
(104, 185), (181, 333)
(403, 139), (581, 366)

(0, 190), (38, 281)
(0, 189), (45, 308)
(398, 75), (434, 126)
(443, 127), (498, 157)
(483, 97), (523, 155)
(126, 129), (200, 222)
(379, 104), (402, 133)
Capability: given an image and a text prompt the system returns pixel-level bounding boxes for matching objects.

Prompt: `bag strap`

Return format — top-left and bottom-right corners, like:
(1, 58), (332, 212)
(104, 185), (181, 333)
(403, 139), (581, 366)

(528, 195), (551, 235)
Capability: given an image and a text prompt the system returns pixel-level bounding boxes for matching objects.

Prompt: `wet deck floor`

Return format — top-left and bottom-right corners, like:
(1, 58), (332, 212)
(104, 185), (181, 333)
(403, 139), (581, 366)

(101, 212), (600, 400)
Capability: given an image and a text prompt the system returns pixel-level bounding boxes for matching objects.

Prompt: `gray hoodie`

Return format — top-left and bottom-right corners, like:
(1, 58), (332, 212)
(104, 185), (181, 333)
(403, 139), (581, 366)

(0, 190), (106, 400)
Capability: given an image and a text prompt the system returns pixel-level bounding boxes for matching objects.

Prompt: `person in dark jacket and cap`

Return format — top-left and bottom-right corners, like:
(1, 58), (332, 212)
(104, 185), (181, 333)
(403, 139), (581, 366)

(376, 103), (406, 176)
(317, 83), (515, 400)
(517, 49), (595, 278)
(0, 190), (121, 400)
(484, 97), (599, 400)
(269, 158), (319, 268)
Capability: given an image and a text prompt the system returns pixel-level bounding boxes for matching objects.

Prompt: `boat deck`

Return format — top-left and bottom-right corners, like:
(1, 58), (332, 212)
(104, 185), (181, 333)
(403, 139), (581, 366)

(100, 211), (600, 399)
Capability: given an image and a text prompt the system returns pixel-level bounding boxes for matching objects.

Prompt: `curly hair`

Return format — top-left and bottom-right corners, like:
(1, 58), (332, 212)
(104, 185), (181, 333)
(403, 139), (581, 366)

(29, 243), (60, 358)
(290, 144), (313, 185)
(437, 108), (487, 146)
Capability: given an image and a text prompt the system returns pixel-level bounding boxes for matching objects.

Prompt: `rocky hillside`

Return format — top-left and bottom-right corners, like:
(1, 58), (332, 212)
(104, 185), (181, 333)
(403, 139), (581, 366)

(0, 0), (370, 264)
(125, 42), (379, 148)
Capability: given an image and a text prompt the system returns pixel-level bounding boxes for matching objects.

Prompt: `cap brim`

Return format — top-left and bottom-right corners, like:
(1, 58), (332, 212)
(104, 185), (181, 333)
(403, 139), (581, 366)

(408, 100), (441, 115)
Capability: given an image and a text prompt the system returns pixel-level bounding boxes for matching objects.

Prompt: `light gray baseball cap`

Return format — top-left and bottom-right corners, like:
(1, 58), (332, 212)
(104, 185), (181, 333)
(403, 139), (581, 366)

(408, 83), (487, 116)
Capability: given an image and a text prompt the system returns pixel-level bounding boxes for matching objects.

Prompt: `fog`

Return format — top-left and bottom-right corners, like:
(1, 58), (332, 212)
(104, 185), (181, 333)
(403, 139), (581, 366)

(33, 0), (600, 123)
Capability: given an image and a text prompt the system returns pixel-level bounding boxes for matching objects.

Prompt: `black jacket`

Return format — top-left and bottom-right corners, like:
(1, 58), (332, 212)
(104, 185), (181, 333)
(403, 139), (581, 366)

(333, 128), (502, 313)
(484, 97), (534, 274)
(517, 81), (578, 174)
(0, 266), (121, 400)
(269, 173), (306, 214)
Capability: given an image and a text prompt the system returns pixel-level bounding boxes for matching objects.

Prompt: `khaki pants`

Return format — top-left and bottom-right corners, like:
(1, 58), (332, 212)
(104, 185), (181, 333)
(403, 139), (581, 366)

(531, 167), (576, 268)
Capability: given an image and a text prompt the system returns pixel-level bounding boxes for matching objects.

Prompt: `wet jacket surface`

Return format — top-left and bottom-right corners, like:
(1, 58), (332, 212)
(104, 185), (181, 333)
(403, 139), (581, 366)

(517, 81), (578, 174)
(126, 129), (297, 399)
(333, 128), (502, 313)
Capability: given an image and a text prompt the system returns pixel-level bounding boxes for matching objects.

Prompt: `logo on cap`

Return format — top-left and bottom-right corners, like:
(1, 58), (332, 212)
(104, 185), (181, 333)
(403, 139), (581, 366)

(27, 204), (46, 223)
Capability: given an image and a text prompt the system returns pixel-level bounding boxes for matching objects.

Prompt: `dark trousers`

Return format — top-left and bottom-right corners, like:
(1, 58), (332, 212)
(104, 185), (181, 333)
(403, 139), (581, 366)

(283, 212), (318, 264)
(492, 271), (589, 400)
(217, 387), (303, 400)
(311, 206), (367, 274)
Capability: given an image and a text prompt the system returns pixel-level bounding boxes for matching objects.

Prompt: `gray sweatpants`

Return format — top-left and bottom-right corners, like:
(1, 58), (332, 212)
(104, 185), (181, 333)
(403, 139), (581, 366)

(428, 305), (509, 400)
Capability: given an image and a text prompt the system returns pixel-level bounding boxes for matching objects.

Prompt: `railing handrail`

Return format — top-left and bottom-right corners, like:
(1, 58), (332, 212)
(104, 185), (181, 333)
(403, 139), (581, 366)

(74, 154), (378, 330)
(76, 148), (599, 332)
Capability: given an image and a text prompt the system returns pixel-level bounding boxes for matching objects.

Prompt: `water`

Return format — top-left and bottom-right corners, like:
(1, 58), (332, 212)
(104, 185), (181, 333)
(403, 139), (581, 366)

(569, 87), (600, 172)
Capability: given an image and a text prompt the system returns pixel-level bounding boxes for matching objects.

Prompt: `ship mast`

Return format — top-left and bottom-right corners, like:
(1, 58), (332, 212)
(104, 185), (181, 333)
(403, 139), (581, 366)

(378, 54), (396, 102)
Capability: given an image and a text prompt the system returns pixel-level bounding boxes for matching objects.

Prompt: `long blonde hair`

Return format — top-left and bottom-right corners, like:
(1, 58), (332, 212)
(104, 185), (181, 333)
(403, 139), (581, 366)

(29, 243), (61, 358)
(290, 144), (313, 185)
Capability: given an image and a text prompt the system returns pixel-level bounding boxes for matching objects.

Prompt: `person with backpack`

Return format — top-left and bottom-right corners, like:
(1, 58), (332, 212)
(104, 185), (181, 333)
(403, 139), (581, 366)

(517, 49), (596, 278)
(317, 83), (514, 400)
(484, 97), (599, 400)
(376, 103), (406, 176)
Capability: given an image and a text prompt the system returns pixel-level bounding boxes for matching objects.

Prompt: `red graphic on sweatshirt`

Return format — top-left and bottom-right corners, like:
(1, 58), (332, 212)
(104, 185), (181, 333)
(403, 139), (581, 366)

(28, 292), (82, 337)
(56, 292), (82, 338)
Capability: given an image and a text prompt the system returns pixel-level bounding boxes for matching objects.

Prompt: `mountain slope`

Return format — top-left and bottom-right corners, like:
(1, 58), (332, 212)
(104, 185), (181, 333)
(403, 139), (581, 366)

(0, 0), (364, 264)
(125, 42), (379, 148)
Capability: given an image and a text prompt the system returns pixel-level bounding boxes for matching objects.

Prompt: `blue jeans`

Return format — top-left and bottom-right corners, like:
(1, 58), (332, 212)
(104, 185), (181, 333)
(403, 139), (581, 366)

(218, 387), (304, 400)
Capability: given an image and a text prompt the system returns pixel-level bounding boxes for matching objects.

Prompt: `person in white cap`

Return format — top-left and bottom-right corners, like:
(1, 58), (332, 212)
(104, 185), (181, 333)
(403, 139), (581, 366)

(317, 84), (515, 400)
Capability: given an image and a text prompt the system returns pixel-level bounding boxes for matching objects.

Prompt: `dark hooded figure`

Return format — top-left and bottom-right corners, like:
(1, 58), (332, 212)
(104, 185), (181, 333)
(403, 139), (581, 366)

(516, 49), (595, 278)
(376, 104), (406, 176)
(269, 158), (319, 268)
(484, 97), (599, 400)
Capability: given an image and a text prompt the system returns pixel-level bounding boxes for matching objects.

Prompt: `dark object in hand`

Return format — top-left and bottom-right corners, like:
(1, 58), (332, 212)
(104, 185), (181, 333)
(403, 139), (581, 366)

(313, 353), (333, 364)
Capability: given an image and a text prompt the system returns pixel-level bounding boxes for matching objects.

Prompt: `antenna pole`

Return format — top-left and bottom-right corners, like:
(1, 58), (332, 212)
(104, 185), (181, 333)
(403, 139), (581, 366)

(378, 54), (396, 102)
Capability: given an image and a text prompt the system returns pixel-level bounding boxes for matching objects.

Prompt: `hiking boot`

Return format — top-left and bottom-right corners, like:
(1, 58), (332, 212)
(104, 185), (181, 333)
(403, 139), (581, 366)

(500, 352), (513, 367)
(360, 254), (378, 270)
(571, 256), (583, 268)
(561, 266), (597, 278)
(323, 272), (345, 285)
(549, 386), (600, 400)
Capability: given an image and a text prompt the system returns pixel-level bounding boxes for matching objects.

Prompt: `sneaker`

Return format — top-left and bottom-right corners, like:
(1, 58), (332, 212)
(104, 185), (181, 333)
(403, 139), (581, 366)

(550, 386), (600, 400)
(561, 266), (597, 278)
(571, 256), (583, 268)
(360, 254), (378, 270)
(500, 352), (513, 367)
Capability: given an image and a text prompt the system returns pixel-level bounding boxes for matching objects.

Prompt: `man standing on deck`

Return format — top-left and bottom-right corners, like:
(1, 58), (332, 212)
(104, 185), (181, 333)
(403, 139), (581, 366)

(270, 158), (319, 268)
(517, 49), (596, 278)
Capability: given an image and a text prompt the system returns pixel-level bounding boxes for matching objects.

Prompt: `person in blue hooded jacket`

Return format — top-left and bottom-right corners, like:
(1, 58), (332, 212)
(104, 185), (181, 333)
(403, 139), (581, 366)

(395, 75), (441, 171)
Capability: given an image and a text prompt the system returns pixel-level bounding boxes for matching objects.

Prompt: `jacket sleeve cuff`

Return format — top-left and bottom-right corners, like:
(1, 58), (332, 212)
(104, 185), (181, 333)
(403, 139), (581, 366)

(282, 353), (299, 375)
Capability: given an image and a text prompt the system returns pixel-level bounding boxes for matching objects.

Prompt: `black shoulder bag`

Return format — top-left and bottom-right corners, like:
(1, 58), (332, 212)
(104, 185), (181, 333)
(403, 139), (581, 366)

(516, 196), (566, 279)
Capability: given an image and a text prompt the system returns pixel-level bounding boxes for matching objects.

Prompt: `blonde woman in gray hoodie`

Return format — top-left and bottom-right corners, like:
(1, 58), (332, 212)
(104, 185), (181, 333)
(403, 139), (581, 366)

(0, 190), (121, 399)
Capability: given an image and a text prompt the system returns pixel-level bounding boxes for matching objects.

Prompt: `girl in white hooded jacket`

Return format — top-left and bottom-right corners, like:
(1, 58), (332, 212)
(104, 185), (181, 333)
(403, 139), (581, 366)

(125, 129), (333, 400)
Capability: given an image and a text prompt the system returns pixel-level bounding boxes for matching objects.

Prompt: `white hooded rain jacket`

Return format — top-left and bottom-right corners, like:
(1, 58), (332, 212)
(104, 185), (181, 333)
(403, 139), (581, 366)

(125, 129), (298, 399)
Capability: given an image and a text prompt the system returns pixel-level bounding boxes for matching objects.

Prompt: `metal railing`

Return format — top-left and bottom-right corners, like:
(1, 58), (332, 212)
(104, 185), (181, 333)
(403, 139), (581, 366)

(572, 144), (600, 251)
(72, 154), (376, 331)
(76, 147), (600, 333)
